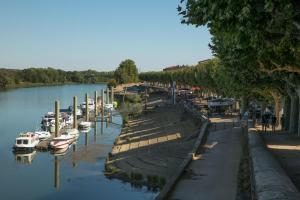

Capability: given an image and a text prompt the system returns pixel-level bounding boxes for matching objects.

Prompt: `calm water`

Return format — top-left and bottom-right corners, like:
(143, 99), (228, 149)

(0, 84), (157, 200)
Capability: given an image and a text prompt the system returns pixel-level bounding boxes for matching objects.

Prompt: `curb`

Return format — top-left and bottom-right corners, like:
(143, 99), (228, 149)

(155, 120), (209, 200)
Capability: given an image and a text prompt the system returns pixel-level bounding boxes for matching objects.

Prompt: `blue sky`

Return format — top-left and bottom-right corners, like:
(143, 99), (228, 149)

(0, 0), (212, 71)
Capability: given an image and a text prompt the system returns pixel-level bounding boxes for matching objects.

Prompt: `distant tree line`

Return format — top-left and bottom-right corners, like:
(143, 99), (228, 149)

(0, 67), (114, 89)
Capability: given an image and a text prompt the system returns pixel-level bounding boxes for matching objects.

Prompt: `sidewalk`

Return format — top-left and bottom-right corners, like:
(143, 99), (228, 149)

(169, 117), (243, 200)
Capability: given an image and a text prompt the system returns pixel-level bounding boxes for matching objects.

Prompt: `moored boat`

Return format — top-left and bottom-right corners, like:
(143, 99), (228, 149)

(104, 103), (114, 111)
(81, 99), (95, 112)
(78, 121), (92, 129)
(35, 131), (51, 140)
(50, 132), (75, 150)
(13, 132), (40, 152)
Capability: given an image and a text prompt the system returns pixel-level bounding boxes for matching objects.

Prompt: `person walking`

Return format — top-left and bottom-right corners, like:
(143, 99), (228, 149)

(271, 115), (277, 133)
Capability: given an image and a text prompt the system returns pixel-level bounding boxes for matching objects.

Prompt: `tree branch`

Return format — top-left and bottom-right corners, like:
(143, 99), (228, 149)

(258, 62), (300, 75)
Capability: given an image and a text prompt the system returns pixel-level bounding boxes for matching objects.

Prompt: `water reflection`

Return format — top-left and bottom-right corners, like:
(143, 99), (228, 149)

(94, 122), (97, 142)
(54, 156), (60, 189)
(72, 143), (77, 168)
(14, 151), (37, 164)
(51, 145), (69, 156)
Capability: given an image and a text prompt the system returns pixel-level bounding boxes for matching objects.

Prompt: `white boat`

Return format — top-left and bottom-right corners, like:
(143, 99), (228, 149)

(62, 113), (74, 126)
(41, 112), (55, 127)
(13, 132), (40, 151)
(48, 120), (65, 133)
(50, 132), (75, 150)
(75, 106), (83, 116)
(81, 99), (95, 112)
(42, 112), (65, 132)
(35, 131), (51, 140)
(78, 121), (92, 129)
(104, 103), (114, 111)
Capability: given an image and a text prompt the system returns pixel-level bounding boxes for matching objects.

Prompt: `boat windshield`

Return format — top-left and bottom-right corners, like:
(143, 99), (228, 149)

(17, 139), (29, 144)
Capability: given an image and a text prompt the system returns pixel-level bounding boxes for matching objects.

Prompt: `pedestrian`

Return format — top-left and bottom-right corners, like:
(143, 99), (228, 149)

(271, 115), (277, 133)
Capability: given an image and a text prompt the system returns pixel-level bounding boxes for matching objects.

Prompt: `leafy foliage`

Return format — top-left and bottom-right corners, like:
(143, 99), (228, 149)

(114, 59), (139, 84)
(178, 0), (300, 75)
(0, 68), (114, 89)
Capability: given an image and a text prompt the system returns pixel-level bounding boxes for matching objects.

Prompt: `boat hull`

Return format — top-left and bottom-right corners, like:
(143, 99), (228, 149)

(50, 138), (74, 150)
(13, 146), (35, 152)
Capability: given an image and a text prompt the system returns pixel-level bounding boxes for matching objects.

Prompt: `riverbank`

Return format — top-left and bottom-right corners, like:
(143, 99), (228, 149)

(105, 91), (203, 190)
(0, 81), (109, 90)
(113, 82), (143, 93)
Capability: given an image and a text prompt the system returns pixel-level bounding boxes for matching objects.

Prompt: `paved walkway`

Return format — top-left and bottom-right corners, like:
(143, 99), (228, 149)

(169, 118), (243, 200)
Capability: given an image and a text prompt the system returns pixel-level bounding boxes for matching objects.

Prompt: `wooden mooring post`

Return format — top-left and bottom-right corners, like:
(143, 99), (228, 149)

(94, 91), (98, 117)
(106, 87), (109, 104)
(85, 93), (89, 121)
(110, 87), (114, 103)
(55, 100), (60, 137)
(73, 96), (77, 129)
(101, 89), (104, 121)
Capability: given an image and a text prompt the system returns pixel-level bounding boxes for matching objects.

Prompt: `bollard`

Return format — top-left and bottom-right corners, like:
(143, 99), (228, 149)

(85, 93), (89, 121)
(73, 96), (77, 129)
(55, 100), (60, 137)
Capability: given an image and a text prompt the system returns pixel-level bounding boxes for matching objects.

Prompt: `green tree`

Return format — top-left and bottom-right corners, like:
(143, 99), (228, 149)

(114, 59), (139, 84)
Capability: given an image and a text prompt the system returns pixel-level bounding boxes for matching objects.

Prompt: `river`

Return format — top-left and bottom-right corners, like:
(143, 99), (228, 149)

(0, 84), (157, 200)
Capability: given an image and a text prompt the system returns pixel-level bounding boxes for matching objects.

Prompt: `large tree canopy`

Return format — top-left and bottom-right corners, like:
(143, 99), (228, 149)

(178, 0), (300, 75)
(114, 59), (139, 84)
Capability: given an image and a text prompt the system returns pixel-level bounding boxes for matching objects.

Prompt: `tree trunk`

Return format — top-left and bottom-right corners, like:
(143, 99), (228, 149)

(270, 91), (281, 127)
(287, 87), (299, 134)
(296, 86), (300, 136)
(283, 95), (291, 131)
